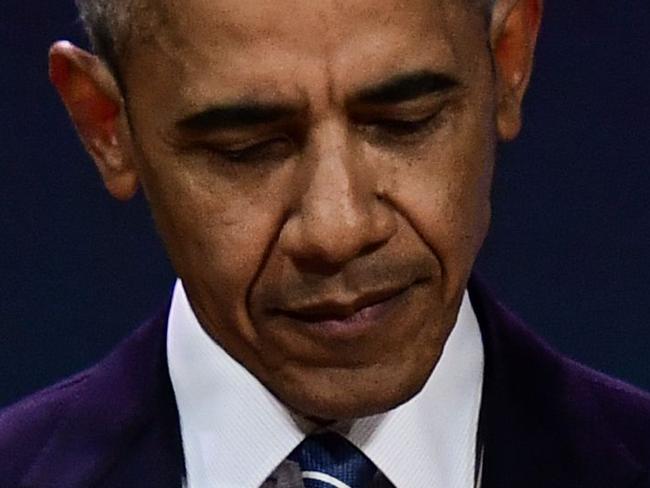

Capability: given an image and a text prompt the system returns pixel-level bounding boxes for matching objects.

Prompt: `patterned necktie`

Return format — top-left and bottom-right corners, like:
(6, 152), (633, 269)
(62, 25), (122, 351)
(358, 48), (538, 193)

(289, 432), (378, 488)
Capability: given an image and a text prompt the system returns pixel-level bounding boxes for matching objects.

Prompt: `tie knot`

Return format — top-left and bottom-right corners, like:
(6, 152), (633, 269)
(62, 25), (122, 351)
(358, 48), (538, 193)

(289, 432), (378, 488)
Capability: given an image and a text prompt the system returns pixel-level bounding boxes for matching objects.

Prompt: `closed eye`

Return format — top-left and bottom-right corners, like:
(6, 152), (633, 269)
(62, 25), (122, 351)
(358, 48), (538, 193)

(372, 113), (439, 136)
(216, 137), (294, 163)
(358, 107), (448, 146)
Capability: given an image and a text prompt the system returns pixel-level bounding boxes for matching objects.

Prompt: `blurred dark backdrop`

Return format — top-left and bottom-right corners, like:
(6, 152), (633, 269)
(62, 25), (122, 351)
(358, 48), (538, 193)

(1, 1), (649, 407)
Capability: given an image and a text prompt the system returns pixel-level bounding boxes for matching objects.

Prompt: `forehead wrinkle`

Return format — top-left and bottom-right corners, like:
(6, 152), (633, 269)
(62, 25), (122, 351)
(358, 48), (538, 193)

(279, 2), (447, 111)
(143, 1), (342, 116)
(136, 0), (270, 72)
(137, 1), (323, 76)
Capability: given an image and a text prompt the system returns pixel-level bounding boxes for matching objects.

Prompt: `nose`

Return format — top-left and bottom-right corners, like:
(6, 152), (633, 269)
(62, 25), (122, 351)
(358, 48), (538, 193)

(279, 121), (397, 269)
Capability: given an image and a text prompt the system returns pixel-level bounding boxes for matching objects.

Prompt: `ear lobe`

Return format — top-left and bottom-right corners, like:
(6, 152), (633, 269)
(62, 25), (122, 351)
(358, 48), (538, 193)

(49, 41), (139, 201)
(490, 0), (543, 141)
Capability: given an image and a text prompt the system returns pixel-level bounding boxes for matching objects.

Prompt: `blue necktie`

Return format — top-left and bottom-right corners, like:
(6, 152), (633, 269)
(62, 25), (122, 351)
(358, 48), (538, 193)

(289, 432), (378, 488)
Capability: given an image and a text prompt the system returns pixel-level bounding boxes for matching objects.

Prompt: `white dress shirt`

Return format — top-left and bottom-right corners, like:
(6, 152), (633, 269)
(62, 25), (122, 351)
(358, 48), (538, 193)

(167, 279), (484, 488)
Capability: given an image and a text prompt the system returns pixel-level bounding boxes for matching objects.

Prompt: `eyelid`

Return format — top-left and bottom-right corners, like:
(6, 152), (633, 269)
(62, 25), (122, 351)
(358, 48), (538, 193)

(355, 94), (450, 121)
(354, 101), (453, 145)
(215, 137), (294, 163)
(368, 103), (447, 129)
(374, 111), (439, 125)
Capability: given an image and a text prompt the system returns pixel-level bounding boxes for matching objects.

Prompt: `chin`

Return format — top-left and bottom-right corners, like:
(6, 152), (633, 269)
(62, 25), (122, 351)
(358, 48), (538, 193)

(275, 358), (438, 421)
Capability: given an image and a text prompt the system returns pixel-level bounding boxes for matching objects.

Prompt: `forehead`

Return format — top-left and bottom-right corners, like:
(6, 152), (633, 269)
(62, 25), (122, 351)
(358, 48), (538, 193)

(125, 0), (486, 109)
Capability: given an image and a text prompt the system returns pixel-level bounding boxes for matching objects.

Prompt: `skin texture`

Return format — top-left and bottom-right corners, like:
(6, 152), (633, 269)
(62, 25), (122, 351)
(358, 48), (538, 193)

(50, 0), (542, 420)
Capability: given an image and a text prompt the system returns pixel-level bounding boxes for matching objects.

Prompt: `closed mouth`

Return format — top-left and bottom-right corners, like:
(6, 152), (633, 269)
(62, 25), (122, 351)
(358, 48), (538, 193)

(275, 280), (424, 323)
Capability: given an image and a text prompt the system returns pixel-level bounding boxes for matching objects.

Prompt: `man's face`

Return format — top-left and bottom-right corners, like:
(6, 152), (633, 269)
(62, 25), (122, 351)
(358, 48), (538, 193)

(123, 0), (498, 419)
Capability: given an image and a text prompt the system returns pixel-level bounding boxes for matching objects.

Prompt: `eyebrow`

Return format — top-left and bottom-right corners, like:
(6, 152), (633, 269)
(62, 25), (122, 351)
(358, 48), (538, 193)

(353, 70), (460, 105)
(175, 71), (458, 131)
(175, 102), (297, 132)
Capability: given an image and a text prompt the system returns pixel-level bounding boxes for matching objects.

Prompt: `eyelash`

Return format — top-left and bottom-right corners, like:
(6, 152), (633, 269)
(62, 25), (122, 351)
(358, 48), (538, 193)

(369, 113), (440, 138)
(217, 138), (293, 163)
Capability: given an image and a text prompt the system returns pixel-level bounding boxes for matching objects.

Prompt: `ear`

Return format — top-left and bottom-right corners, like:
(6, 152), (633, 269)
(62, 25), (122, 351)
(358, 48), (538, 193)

(490, 0), (543, 141)
(49, 41), (138, 200)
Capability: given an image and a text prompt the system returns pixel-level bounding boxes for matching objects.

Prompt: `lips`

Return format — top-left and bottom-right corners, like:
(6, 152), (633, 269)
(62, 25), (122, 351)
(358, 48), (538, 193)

(278, 284), (412, 323)
(264, 276), (432, 344)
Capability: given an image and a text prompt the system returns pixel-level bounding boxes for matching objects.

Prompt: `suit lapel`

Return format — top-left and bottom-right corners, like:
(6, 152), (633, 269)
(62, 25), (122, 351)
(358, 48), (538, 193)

(469, 275), (646, 488)
(22, 307), (185, 488)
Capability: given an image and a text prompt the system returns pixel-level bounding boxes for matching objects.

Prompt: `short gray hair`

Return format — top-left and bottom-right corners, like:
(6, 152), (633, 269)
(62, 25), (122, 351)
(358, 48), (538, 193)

(76, 0), (496, 75)
(76, 0), (129, 75)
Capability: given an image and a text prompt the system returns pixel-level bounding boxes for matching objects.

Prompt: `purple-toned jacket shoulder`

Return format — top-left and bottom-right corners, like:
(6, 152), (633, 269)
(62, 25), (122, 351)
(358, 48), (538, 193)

(470, 275), (650, 487)
(0, 306), (185, 488)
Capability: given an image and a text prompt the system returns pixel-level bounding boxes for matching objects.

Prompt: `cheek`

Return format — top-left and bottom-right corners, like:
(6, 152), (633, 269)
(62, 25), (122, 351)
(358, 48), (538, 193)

(143, 160), (292, 325)
(377, 120), (495, 295)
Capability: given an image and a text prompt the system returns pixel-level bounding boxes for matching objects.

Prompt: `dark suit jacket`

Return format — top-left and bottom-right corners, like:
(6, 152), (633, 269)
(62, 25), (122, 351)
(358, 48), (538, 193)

(2, 277), (650, 487)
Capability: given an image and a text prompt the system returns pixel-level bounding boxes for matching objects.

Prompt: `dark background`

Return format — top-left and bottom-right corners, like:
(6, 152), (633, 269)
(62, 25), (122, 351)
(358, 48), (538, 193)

(1, 1), (649, 408)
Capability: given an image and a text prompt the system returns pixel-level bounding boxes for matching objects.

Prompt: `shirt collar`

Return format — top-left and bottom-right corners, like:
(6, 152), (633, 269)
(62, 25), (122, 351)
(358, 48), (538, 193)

(167, 279), (484, 487)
